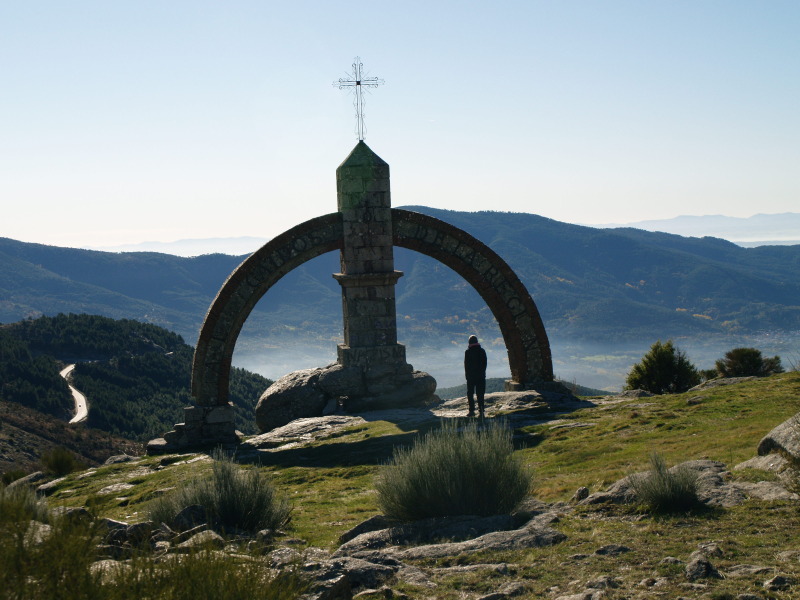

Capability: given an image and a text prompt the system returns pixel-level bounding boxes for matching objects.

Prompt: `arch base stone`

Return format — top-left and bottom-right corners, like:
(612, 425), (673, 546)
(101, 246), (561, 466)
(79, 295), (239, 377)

(146, 404), (240, 455)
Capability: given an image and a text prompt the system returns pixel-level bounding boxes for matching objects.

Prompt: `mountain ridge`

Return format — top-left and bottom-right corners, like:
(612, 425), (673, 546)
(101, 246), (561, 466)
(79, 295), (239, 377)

(2, 207), (798, 388)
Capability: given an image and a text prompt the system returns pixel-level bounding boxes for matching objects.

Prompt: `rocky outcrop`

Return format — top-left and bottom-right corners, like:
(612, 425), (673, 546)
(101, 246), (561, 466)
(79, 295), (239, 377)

(757, 411), (800, 462)
(255, 363), (437, 432)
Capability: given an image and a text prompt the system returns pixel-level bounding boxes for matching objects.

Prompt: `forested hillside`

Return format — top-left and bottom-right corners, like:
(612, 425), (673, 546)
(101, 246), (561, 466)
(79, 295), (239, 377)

(1, 314), (272, 440)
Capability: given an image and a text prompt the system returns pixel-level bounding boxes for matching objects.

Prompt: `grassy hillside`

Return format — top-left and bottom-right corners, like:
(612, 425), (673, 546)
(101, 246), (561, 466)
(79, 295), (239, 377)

(29, 372), (800, 599)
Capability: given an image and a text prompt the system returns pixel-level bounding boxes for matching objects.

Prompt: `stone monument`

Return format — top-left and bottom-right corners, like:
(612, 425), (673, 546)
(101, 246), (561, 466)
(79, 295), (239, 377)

(146, 59), (554, 454)
(253, 142), (437, 431)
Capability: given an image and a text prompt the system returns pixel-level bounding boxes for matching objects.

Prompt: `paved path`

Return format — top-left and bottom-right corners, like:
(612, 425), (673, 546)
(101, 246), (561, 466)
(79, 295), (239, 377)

(59, 364), (88, 424)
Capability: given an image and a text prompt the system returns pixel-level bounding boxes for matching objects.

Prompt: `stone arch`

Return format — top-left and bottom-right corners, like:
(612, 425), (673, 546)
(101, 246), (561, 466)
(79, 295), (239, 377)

(392, 209), (553, 386)
(191, 210), (552, 407)
(191, 213), (344, 406)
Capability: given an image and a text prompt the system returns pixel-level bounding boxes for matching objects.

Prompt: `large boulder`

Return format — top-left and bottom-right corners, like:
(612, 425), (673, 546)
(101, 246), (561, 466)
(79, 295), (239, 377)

(758, 412), (800, 461)
(255, 363), (438, 433)
(255, 368), (330, 432)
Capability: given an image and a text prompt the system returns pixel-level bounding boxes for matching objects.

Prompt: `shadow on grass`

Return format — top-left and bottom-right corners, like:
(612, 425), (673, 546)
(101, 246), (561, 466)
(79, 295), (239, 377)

(241, 413), (547, 468)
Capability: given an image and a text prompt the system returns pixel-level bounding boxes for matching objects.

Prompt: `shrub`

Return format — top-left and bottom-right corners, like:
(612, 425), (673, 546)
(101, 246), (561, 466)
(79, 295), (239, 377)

(375, 419), (531, 521)
(0, 483), (51, 525)
(40, 446), (85, 476)
(0, 511), (304, 600)
(1, 469), (28, 486)
(629, 452), (702, 514)
(624, 340), (700, 394)
(148, 449), (291, 534)
(714, 347), (784, 377)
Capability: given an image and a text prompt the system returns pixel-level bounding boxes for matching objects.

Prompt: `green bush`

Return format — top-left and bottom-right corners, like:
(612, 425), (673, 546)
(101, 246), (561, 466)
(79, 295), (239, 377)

(625, 340), (701, 394)
(1, 469), (28, 486)
(375, 419), (532, 521)
(148, 449), (291, 534)
(40, 446), (86, 476)
(629, 453), (702, 514)
(0, 483), (51, 525)
(715, 347), (784, 377)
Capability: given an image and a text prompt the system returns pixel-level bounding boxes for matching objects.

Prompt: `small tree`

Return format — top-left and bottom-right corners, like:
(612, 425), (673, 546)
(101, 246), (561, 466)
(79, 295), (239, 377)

(625, 340), (700, 394)
(715, 347), (784, 378)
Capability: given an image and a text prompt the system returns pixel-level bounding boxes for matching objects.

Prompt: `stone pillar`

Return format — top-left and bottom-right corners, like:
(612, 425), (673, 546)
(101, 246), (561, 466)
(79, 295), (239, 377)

(334, 141), (409, 372)
(332, 142), (433, 407)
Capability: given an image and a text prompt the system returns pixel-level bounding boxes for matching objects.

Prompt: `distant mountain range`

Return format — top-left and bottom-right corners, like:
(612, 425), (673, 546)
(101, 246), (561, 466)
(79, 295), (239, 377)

(86, 212), (800, 256)
(596, 212), (800, 245)
(2, 206), (798, 388)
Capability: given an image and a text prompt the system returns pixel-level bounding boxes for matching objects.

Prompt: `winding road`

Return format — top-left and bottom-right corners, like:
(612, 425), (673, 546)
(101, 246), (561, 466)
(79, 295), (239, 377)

(59, 364), (88, 424)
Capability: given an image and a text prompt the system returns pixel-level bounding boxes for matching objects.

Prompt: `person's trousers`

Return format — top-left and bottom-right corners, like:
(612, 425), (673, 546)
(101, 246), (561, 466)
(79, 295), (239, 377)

(467, 378), (486, 415)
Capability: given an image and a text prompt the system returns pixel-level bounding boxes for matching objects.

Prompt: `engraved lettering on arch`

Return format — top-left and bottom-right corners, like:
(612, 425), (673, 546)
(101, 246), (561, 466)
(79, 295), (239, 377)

(506, 296), (526, 318)
(293, 236), (308, 252)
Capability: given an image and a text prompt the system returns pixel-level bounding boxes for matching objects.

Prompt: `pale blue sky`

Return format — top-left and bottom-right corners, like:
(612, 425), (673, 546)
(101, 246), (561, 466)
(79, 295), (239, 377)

(1, 1), (798, 248)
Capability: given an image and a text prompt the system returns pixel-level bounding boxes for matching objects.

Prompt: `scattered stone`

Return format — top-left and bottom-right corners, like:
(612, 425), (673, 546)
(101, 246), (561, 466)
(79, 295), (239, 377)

(688, 376), (757, 391)
(568, 554), (589, 561)
(726, 564), (774, 577)
(686, 396), (703, 405)
(763, 574), (795, 591)
(303, 557), (395, 593)
(776, 550), (800, 562)
(594, 544), (631, 556)
(685, 555), (722, 581)
(732, 480), (799, 501)
(431, 564), (511, 575)
(172, 523), (210, 545)
(572, 486), (590, 502)
(51, 505), (92, 523)
(6, 471), (48, 491)
(554, 592), (603, 600)
(638, 577), (656, 587)
(269, 547), (302, 568)
(175, 530), (225, 551)
(104, 454), (139, 465)
(580, 476), (636, 505)
(395, 565), (435, 588)
(660, 556), (683, 564)
(335, 514), (517, 555)
(585, 575), (620, 589)
(736, 594), (764, 600)
(97, 482), (135, 495)
(339, 514), (394, 544)
(695, 541), (723, 558)
(733, 454), (789, 473)
(36, 476), (68, 496)
(396, 523), (566, 560)
(618, 389), (652, 398)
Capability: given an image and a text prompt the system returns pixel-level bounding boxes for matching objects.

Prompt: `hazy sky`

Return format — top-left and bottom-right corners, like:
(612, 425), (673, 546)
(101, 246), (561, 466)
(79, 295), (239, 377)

(2, 1), (798, 248)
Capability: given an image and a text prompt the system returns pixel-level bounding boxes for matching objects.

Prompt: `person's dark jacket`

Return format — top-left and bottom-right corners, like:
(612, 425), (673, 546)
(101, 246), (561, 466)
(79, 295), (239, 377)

(464, 344), (487, 382)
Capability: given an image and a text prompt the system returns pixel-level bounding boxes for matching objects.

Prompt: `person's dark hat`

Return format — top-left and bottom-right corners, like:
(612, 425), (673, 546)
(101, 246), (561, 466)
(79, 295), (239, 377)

(468, 335), (478, 345)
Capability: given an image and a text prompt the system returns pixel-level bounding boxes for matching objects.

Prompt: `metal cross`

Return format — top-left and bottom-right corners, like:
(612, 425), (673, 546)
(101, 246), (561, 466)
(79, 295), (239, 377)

(333, 57), (384, 141)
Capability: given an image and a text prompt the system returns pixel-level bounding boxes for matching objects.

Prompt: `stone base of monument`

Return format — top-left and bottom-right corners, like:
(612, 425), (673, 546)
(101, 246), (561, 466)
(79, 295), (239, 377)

(255, 362), (438, 433)
(504, 379), (574, 396)
(146, 404), (241, 455)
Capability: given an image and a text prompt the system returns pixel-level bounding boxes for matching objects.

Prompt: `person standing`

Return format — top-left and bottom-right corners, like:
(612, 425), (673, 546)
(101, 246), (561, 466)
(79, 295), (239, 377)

(464, 334), (487, 418)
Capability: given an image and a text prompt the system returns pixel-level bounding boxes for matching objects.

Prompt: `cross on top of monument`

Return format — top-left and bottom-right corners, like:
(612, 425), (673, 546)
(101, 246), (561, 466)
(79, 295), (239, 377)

(333, 57), (384, 141)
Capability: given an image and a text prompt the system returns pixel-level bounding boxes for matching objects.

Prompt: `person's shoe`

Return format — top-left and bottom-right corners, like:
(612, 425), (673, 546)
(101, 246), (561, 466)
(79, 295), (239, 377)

(479, 411), (485, 419)
(467, 412), (475, 417)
